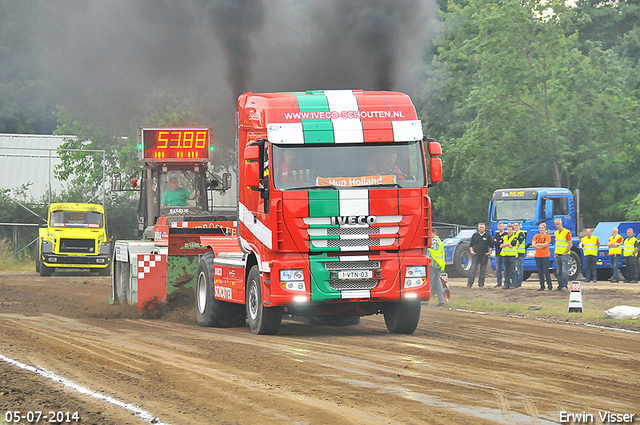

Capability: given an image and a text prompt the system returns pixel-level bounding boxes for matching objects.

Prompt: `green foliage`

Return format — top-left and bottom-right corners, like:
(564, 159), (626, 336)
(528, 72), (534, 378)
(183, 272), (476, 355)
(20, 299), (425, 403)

(0, 185), (45, 260)
(423, 0), (640, 226)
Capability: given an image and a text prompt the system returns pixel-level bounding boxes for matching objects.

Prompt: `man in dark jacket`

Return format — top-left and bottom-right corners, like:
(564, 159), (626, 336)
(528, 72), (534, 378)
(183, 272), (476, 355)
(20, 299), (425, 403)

(467, 223), (493, 287)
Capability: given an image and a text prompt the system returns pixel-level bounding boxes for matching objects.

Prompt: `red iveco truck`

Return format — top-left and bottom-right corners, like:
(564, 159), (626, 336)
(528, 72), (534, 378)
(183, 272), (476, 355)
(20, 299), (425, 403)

(195, 90), (443, 335)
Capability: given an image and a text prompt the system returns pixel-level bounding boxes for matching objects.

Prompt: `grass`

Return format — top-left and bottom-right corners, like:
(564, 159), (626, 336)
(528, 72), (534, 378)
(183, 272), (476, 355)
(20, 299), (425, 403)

(0, 239), (35, 271)
(445, 295), (640, 327)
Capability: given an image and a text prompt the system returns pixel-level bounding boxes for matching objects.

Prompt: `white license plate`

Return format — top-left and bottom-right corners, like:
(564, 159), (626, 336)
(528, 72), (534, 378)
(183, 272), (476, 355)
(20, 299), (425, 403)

(338, 270), (373, 280)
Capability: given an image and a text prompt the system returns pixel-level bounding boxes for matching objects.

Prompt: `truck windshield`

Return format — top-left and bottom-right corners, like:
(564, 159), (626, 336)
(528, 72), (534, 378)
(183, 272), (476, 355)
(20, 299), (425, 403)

(272, 141), (425, 190)
(160, 170), (202, 208)
(50, 211), (104, 228)
(492, 200), (537, 222)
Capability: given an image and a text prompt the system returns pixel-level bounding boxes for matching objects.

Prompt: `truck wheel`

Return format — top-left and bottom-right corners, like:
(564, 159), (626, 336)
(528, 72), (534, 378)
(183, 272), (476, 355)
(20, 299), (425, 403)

(98, 263), (111, 276)
(35, 245), (40, 273)
(597, 268), (612, 281)
(453, 242), (473, 278)
(246, 265), (283, 335)
(523, 271), (532, 281)
(568, 250), (582, 281)
(113, 260), (131, 305)
(39, 258), (53, 277)
(310, 316), (361, 326)
(195, 252), (246, 327)
(383, 301), (421, 334)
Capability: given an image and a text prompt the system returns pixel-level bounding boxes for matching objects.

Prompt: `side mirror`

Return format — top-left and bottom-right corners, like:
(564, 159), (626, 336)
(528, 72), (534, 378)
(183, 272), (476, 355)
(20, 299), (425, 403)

(111, 173), (122, 191)
(428, 157), (443, 187)
(427, 140), (442, 156)
(245, 161), (260, 189)
(38, 216), (47, 228)
(244, 145), (260, 161)
(244, 146), (261, 189)
(223, 172), (232, 190)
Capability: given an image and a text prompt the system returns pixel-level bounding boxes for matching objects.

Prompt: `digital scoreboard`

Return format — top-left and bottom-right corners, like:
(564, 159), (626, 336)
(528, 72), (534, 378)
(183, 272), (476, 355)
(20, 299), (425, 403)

(139, 128), (213, 162)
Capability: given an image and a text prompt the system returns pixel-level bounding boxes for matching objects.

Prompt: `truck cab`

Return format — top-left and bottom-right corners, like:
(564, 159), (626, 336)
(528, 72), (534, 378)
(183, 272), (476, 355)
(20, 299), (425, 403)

(37, 202), (111, 276)
(195, 90), (443, 335)
(489, 188), (580, 279)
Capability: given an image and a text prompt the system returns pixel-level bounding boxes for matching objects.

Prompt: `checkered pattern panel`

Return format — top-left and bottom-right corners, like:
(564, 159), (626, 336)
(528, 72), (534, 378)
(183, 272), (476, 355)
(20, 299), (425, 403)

(138, 254), (163, 279)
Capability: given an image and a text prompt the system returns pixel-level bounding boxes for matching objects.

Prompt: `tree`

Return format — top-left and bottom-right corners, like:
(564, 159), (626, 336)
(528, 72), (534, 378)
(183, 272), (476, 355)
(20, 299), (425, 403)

(422, 0), (640, 225)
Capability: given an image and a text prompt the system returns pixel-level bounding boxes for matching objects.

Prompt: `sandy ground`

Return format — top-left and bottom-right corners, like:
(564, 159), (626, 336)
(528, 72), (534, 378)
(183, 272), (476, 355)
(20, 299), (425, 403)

(0, 270), (638, 425)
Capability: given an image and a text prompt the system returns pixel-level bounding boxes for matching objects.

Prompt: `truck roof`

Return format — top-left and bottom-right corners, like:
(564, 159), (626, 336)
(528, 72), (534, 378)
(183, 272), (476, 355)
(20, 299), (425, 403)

(492, 187), (573, 200)
(238, 90), (423, 144)
(49, 202), (105, 213)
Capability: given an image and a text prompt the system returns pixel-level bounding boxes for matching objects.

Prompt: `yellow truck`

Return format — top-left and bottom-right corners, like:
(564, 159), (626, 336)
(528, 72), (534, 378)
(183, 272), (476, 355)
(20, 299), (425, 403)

(37, 203), (111, 276)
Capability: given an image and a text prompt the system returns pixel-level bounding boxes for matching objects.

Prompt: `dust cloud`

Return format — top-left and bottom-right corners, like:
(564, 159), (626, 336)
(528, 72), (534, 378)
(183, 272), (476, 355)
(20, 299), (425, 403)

(32, 0), (436, 147)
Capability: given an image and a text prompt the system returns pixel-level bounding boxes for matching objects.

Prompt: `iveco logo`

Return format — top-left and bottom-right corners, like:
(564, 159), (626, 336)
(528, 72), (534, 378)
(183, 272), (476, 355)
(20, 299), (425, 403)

(331, 216), (377, 226)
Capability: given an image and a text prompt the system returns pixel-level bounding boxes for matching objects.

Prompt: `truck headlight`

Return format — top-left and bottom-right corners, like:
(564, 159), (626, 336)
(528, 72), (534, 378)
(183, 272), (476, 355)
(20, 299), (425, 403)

(404, 266), (427, 288)
(526, 249), (535, 258)
(280, 269), (306, 291)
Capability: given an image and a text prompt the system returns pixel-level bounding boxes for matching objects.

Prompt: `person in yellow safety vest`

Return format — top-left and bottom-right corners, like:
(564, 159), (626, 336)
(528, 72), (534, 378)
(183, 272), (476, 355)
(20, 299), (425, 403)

(606, 227), (623, 283)
(513, 222), (526, 288)
(622, 228), (639, 283)
(580, 228), (600, 283)
(554, 218), (573, 290)
(427, 230), (446, 306)
(499, 224), (518, 289)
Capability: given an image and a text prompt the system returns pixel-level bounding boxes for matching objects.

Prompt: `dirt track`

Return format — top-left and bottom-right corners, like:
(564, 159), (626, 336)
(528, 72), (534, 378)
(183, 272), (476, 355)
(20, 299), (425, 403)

(0, 271), (639, 425)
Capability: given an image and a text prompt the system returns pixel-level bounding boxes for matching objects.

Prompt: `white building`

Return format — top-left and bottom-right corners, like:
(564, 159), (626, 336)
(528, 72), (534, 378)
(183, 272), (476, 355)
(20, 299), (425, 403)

(0, 133), (76, 202)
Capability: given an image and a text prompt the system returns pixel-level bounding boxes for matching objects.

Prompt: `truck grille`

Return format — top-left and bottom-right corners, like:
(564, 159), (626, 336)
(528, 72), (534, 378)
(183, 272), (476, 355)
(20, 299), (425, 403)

(304, 215), (401, 251)
(59, 238), (96, 253)
(329, 279), (378, 290)
(325, 261), (380, 270)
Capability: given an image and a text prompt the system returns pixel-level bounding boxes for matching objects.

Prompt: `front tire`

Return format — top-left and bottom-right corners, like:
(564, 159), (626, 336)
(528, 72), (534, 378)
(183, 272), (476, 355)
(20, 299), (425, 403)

(113, 260), (131, 305)
(39, 258), (53, 277)
(35, 244), (41, 273)
(568, 250), (582, 281)
(453, 242), (472, 278)
(383, 301), (421, 334)
(246, 265), (283, 335)
(195, 252), (246, 327)
(98, 263), (111, 276)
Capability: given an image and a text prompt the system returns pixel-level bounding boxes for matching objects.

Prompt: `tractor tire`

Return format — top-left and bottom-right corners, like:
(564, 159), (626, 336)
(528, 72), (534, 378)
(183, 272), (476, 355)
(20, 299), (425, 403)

(453, 242), (473, 278)
(113, 260), (131, 305)
(195, 252), (246, 327)
(383, 301), (421, 334)
(246, 265), (283, 335)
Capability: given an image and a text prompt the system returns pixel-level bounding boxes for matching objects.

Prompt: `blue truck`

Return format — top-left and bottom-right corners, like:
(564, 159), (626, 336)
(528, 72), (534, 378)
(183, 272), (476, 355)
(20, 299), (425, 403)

(442, 228), (475, 278)
(488, 188), (640, 281)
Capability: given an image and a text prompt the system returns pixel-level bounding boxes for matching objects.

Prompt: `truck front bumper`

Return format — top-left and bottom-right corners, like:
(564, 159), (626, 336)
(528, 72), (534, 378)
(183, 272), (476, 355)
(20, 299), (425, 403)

(42, 254), (111, 268)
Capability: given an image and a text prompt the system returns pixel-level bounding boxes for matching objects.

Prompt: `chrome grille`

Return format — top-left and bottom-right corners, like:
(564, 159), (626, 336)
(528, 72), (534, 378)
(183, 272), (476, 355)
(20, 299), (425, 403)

(325, 261), (380, 270)
(329, 280), (378, 290)
(327, 227), (380, 236)
(328, 239), (380, 247)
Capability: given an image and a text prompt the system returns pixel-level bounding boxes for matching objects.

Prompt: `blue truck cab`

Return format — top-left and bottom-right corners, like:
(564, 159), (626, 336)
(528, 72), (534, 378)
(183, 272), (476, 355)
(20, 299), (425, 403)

(489, 187), (640, 280)
(489, 188), (580, 279)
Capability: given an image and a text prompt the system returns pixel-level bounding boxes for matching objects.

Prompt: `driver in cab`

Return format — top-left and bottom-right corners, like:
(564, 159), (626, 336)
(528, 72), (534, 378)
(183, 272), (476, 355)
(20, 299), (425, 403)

(162, 175), (198, 207)
(366, 152), (405, 180)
